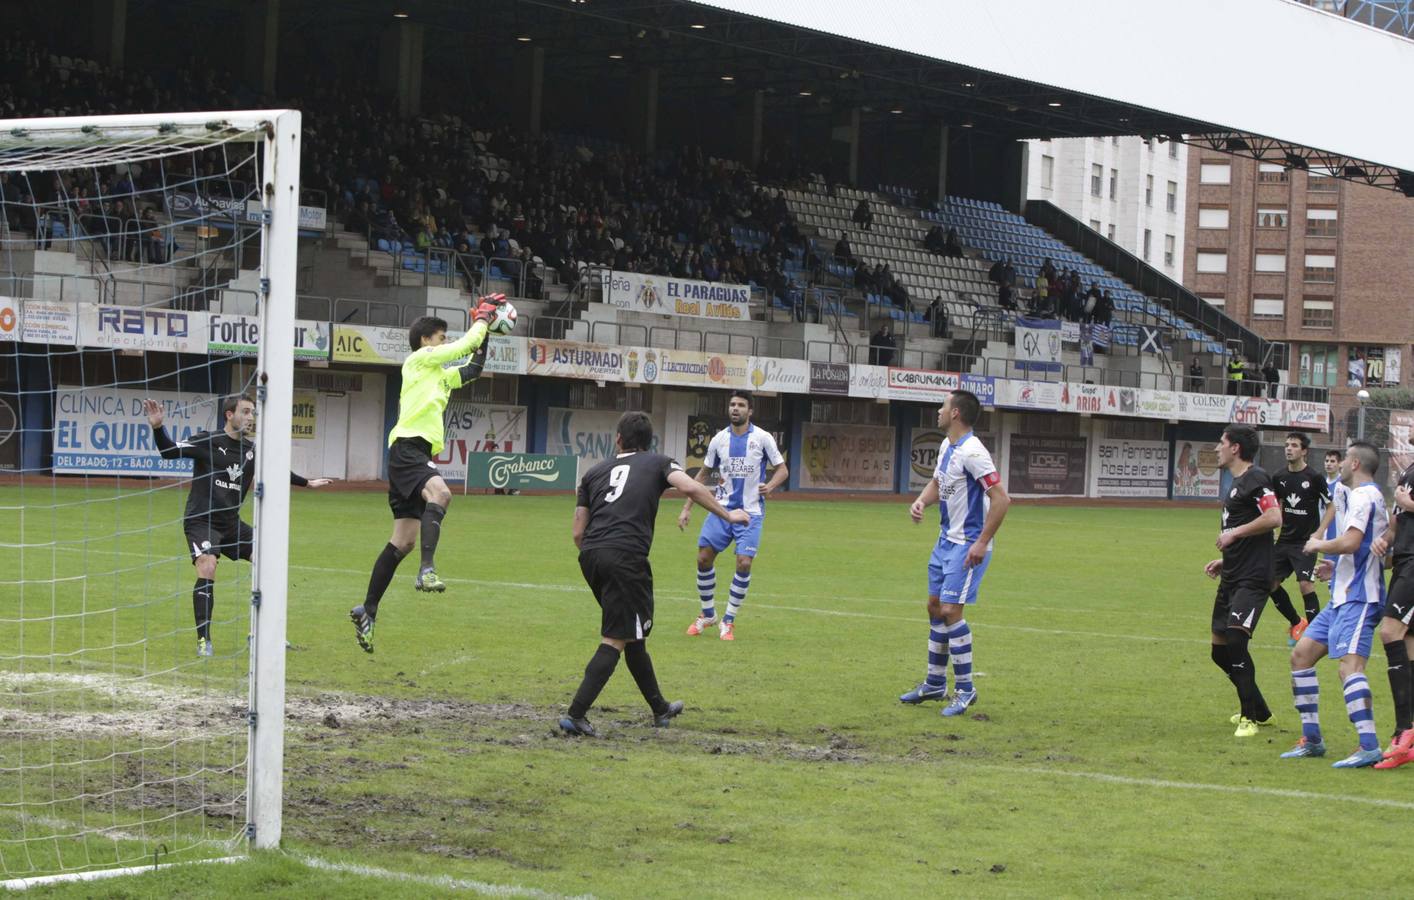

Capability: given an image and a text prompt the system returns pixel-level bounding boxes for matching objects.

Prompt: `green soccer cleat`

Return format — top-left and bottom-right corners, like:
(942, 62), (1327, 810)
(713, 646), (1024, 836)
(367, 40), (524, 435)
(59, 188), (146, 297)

(1233, 717), (1261, 738)
(1229, 713), (1274, 727)
(349, 605), (375, 654)
(414, 568), (446, 593)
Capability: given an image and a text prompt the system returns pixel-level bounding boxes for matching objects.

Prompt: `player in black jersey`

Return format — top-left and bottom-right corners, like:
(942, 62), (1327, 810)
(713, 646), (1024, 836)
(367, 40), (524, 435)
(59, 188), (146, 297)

(1268, 432), (1330, 645)
(560, 411), (748, 737)
(145, 394), (329, 657)
(1203, 424), (1282, 738)
(1373, 466), (1414, 766)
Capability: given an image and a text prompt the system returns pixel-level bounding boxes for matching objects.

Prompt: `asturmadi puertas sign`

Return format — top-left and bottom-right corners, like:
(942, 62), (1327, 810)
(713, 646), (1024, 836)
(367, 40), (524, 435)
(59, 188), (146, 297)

(527, 339), (626, 381)
(746, 357), (809, 393)
(51, 386), (218, 475)
(885, 368), (959, 404)
(799, 423), (895, 491)
(605, 271), (752, 322)
(1095, 438), (1171, 498)
(205, 313), (331, 361)
(463, 452), (577, 491)
(436, 402), (528, 482)
(995, 379), (1062, 412)
(78, 305), (207, 354)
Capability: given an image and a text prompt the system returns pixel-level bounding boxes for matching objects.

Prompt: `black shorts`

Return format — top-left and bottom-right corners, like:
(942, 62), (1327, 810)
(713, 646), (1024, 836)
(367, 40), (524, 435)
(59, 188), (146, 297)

(1383, 558), (1414, 626)
(387, 437), (441, 519)
(1273, 542), (1319, 584)
(579, 547), (654, 641)
(185, 519), (253, 563)
(1212, 580), (1268, 634)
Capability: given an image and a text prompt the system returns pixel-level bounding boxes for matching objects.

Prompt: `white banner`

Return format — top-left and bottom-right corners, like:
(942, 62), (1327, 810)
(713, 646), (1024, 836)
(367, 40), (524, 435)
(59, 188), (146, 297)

(52, 386), (219, 475)
(528, 340), (627, 381)
(885, 368), (959, 404)
(605, 271), (752, 322)
(846, 364), (890, 399)
(21, 300), (78, 344)
(436, 402), (529, 481)
(1174, 392), (1234, 423)
(0, 296), (17, 342)
(205, 314), (331, 361)
(746, 357), (809, 393)
(547, 407), (660, 464)
(1014, 317), (1062, 371)
(485, 335), (527, 375)
(79, 305), (207, 354)
(1095, 438), (1171, 498)
(995, 379), (1062, 411)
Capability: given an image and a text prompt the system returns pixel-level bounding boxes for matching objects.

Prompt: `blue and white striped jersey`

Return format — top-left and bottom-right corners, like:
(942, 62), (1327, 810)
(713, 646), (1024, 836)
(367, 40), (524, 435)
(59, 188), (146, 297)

(704, 424), (784, 516)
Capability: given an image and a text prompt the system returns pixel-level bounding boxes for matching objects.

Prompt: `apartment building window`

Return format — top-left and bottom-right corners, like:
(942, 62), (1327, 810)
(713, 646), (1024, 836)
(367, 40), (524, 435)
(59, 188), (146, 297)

(1252, 297), (1285, 321)
(1148, 137), (1157, 152)
(1145, 174), (1154, 206)
(1307, 208), (1338, 237)
(1256, 208), (1288, 229)
(1089, 219), (1102, 232)
(1296, 343), (1339, 387)
(1041, 155), (1054, 190)
(1164, 234), (1175, 268)
(1090, 163), (1103, 197)
(1302, 298), (1334, 330)
(1257, 162), (1288, 184)
(1200, 162), (1231, 184)
(1196, 251), (1228, 273)
(1112, 136), (1119, 146)
(1197, 207), (1230, 229)
(1143, 229), (1152, 261)
(1199, 294), (1226, 309)
(1109, 168), (1118, 200)
(1166, 181), (1178, 213)
(1169, 140), (1179, 159)
(1304, 253), (1336, 282)
(1106, 223), (1116, 241)
(1255, 252), (1287, 273)
(1308, 166), (1339, 192)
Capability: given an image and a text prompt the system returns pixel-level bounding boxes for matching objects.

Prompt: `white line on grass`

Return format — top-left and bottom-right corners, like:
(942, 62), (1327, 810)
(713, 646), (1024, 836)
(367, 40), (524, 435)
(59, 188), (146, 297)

(292, 853), (592, 899)
(981, 764), (1414, 812)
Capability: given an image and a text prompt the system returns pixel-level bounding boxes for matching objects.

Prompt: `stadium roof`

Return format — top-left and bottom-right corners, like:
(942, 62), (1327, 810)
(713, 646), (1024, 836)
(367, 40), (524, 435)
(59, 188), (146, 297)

(684, 0), (1414, 189)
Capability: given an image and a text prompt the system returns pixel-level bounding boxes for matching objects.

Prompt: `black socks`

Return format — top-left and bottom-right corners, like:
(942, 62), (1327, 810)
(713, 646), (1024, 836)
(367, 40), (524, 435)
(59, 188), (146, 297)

(364, 543), (408, 619)
(193, 578), (214, 640)
(568, 644), (622, 719)
(420, 503), (447, 571)
(624, 641), (668, 715)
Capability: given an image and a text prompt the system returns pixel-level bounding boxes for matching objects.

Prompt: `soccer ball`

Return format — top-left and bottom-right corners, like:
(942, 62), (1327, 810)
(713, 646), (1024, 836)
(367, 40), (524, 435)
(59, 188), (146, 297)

(489, 302), (517, 335)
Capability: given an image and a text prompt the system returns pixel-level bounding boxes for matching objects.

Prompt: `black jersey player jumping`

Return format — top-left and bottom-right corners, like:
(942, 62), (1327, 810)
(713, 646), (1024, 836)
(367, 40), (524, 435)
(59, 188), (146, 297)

(145, 393), (330, 657)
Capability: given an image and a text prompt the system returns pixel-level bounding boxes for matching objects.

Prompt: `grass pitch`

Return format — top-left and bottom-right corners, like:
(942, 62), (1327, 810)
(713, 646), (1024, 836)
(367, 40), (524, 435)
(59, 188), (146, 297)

(2, 487), (1407, 897)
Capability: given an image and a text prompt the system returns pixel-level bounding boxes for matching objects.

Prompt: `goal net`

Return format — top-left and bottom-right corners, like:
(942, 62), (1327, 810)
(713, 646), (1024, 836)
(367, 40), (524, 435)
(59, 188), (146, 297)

(0, 110), (300, 886)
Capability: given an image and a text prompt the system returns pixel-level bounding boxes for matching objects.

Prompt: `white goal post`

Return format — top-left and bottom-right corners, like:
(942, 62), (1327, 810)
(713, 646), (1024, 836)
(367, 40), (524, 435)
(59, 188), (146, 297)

(0, 109), (300, 884)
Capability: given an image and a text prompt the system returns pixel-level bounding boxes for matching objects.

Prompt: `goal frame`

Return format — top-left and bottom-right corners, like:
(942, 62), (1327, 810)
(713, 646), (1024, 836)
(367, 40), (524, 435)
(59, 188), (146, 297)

(0, 109), (302, 853)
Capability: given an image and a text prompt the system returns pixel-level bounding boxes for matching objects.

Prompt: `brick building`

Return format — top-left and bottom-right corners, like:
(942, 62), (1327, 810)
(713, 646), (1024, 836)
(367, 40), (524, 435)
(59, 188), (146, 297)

(1182, 151), (1414, 419)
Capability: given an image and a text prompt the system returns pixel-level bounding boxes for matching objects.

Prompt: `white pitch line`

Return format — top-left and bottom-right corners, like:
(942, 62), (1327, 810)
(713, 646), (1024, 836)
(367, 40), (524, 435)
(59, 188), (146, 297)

(977, 764), (1414, 812)
(292, 853), (593, 899)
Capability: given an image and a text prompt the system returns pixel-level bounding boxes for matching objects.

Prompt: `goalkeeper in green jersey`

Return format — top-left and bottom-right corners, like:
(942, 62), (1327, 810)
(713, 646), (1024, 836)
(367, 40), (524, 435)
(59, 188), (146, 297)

(350, 293), (510, 652)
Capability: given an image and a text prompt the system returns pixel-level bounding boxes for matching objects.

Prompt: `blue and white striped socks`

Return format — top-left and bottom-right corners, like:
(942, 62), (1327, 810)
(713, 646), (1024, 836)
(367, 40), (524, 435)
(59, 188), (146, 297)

(724, 570), (751, 624)
(925, 620), (948, 689)
(1343, 673), (1379, 752)
(949, 620), (974, 695)
(1292, 666), (1321, 743)
(697, 566), (716, 621)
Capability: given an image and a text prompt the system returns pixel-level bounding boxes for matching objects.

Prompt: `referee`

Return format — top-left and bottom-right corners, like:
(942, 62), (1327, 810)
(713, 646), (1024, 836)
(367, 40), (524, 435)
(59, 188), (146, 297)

(561, 411), (748, 736)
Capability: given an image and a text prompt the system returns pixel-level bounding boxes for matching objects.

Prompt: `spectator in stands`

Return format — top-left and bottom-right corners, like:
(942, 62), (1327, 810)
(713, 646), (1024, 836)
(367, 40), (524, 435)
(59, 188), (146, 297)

(1263, 361), (1280, 399)
(834, 231), (854, 266)
(852, 198), (873, 231)
(1226, 355), (1246, 396)
(346, 199), (371, 237)
(1041, 257), (1057, 283)
(998, 280), (1017, 311)
(1189, 358), (1204, 393)
(854, 259), (875, 292)
(888, 277), (910, 311)
(943, 226), (963, 258)
(1003, 259), (1017, 289)
(1083, 282), (1102, 321)
(988, 257), (1005, 284)
(1031, 269), (1051, 317)
(924, 225), (945, 255)
(925, 295), (947, 339)
(140, 206), (166, 265)
(1095, 290), (1114, 326)
(869, 323), (895, 367)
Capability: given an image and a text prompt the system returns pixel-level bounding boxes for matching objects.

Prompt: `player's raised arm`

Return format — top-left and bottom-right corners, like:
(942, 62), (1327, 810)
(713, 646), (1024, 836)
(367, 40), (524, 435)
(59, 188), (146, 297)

(144, 398), (209, 461)
(414, 294), (504, 368)
(669, 469), (748, 525)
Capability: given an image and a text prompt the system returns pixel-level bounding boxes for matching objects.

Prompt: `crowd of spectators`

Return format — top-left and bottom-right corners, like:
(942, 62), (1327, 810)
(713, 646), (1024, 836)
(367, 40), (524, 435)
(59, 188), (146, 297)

(987, 255), (1112, 325)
